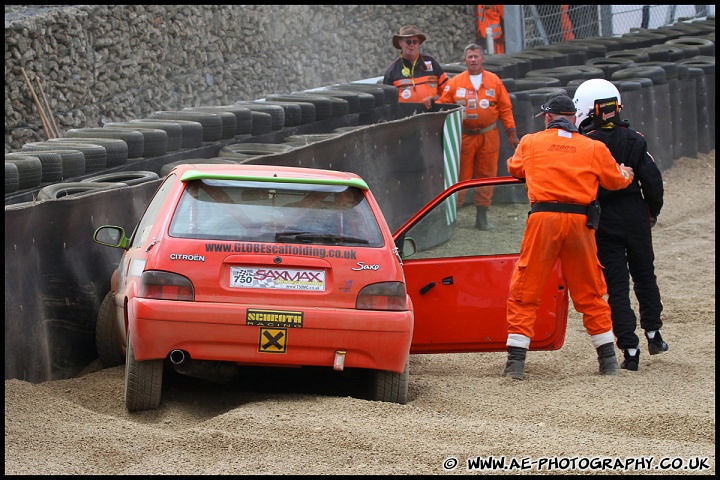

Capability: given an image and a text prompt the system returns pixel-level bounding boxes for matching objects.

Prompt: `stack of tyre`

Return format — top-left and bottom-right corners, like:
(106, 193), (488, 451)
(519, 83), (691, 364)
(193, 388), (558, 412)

(438, 19), (715, 171)
(5, 81), (400, 201)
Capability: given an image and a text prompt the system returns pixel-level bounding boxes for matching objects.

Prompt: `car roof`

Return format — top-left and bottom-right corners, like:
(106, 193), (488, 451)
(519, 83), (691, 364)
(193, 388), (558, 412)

(172, 163), (369, 190)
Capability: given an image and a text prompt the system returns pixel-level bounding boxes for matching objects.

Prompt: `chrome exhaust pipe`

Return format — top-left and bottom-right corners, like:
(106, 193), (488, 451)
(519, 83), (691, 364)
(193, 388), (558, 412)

(169, 349), (187, 364)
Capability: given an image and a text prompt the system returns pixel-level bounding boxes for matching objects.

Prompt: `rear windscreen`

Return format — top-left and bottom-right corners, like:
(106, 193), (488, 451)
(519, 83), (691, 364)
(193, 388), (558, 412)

(169, 179), (385, 247)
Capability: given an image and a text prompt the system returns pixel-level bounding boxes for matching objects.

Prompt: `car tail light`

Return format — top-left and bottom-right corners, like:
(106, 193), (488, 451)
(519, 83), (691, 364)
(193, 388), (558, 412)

(356, 282), (408, 311)
(139, 270), (194, 301)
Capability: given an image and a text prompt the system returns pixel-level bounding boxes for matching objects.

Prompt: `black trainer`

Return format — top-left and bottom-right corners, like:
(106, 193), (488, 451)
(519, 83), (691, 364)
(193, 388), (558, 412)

(596, 342), (619, 375)
(475, 206), (495, 231)
(620, 349), (640, 371)
(503, 346), (527, 380)
(646, 331), (669, 355)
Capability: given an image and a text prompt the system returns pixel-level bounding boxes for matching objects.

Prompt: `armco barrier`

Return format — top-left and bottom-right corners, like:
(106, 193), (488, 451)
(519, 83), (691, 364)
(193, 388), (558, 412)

(4, 103), (460, 382)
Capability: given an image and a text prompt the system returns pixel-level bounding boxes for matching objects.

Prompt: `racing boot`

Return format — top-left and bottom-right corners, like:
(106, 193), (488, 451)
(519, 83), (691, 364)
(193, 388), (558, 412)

(503, 346), (526, 380)
(475, 206), (495, 230)
(597, 342), (619, 375)
(645, 330), (669, 355)
(620, 348), (640, 371)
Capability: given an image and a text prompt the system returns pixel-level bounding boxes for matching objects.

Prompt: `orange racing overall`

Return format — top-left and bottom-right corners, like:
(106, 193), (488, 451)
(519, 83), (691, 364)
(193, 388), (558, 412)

(438, 68), (516, 207)
(506, 124), (632, 346)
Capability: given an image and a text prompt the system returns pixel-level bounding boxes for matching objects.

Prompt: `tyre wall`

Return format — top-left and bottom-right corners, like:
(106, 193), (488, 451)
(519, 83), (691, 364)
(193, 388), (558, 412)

(5, 5), (476, 150)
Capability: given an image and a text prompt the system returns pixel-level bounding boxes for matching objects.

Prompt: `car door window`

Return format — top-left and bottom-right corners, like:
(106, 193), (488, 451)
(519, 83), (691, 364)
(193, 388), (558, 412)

(129, 173), (178, 249)
(404, 183), (530, 258)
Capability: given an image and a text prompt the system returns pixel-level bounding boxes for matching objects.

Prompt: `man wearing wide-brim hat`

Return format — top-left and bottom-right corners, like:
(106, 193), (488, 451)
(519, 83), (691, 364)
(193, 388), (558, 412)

(383, 25), (448, 108)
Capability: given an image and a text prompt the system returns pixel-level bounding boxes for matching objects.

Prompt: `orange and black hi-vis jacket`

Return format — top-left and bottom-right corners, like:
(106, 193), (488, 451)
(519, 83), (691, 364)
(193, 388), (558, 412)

(383, 54), (449, 103)
(477, 5), (505, 53)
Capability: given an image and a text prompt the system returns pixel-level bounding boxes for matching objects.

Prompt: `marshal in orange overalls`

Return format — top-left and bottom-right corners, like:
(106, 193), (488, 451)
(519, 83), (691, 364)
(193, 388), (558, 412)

(506, 124), (632, 349)
(477, 5), (505, 54)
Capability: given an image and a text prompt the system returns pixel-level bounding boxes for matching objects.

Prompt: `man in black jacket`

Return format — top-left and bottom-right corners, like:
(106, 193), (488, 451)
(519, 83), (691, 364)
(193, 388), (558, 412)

(573, 79), (667, 371)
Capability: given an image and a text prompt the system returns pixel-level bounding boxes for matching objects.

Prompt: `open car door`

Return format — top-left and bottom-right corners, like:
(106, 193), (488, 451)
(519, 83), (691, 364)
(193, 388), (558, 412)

(393, 177), (569, 354)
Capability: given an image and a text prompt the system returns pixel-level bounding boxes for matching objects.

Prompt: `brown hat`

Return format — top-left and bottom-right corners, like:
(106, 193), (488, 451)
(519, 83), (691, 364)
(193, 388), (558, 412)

(535, 94), (577, 117)
(392, 25), (427, 49)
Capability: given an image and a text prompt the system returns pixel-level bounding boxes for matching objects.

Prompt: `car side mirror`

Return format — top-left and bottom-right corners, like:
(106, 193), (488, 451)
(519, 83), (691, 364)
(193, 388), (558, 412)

(94, 225), (129, 249)
(402, 237), (417, 259)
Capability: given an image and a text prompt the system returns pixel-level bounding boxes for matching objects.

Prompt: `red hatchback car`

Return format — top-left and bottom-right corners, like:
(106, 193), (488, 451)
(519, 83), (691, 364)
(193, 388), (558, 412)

(94, 164), (568, 411)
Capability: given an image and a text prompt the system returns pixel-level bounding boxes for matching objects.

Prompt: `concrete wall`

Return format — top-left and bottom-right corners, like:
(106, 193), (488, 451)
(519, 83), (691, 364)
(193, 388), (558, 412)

(5, 5), (476, 150)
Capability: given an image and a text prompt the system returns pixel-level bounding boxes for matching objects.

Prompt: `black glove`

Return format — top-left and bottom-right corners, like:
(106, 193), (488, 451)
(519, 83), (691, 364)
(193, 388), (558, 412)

(650, 215), (657, 228)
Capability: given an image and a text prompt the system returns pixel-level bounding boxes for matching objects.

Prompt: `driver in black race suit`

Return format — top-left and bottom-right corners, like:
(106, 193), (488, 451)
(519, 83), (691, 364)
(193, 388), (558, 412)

(573, 79), (667, 372)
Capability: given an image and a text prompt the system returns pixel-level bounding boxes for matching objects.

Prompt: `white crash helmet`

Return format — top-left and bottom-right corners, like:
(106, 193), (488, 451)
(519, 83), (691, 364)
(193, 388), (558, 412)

(572, 78), (622, 128)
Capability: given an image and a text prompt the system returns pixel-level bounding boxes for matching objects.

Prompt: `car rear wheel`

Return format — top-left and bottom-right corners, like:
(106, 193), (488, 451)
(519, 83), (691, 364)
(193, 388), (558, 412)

(368, 357), (409, 404)
(124, 333), (163, 411)
(95, 291), (125, 368)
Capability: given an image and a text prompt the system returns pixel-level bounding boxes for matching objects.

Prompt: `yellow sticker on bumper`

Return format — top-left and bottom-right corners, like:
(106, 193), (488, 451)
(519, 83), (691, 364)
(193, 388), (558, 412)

(258, 327), (287, 353)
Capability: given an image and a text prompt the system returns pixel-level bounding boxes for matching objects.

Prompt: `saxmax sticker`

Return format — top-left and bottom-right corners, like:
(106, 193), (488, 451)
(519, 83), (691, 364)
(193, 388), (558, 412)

(230, 266), (325, 291)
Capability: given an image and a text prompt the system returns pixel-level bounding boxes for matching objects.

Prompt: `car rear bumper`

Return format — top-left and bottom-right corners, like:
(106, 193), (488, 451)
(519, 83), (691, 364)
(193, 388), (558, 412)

(128, 298), (413, 373)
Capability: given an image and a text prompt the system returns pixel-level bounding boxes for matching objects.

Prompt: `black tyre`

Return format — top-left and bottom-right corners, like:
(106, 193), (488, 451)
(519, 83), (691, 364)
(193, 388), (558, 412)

(667, 37), (715, 56)
(508, 51), (556, 70)
(124, 333), (163, 412)
(256, 100), (316, 125)
(182, 108), (238, 139)
(136, 118), (204, 149)
(24, 141), (107, 173)
(104, 121), (183, 152)
(320, 89), (376, 113)
(7, 151), (63, 183)
(354, 82), (400, 105)
(36, 181), (128, 200)
(249, 111), (273, 136)
(305, 93), (349, 117)
(310, 89), (360, 113)
(229, 102), (286, 130)
(63, 128), (143, 159)
(83, 170), (160, 186)
(100, 126), (169, 158)
(611, 65), (668, 85)
(265, 93), (333, 120)
(184, 105), (253, 135)
(20, 148), (86, 179)
(149, 110), (223, 142)
(327, 84), (385, 107)
(368, 357), (409, 404)
(49, 137), (129, 167)
(237, 101), (303, 127)
(606, 49), (651, 63)
(4, 154), (42, 190)
(95, 291), (124, 368)
(585, 57), (637, 78)
(5, 162), (20, 193)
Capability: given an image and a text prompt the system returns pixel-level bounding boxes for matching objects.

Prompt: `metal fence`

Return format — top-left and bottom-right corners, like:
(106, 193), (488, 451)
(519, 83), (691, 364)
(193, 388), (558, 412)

(518, 5), (715, 50)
